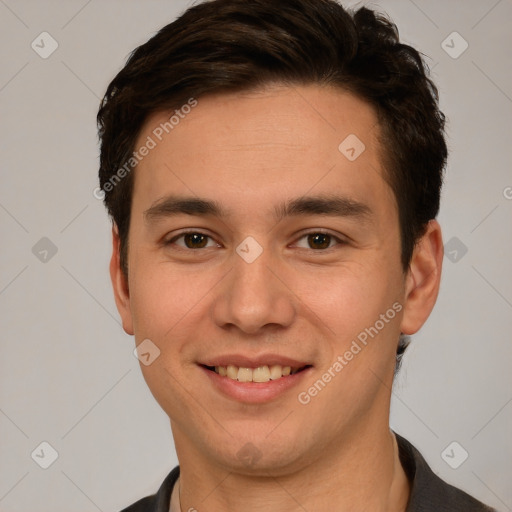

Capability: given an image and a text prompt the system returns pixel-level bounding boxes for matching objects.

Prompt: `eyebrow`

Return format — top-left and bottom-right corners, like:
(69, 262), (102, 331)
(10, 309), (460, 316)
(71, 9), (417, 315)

(143, 194), (373, 224)
(144, 196), (224, 222)
(274, 195), (373, 223)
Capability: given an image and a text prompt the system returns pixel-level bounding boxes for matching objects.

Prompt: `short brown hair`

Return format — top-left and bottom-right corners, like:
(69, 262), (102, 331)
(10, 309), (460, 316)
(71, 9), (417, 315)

(97, 0), (447, 366)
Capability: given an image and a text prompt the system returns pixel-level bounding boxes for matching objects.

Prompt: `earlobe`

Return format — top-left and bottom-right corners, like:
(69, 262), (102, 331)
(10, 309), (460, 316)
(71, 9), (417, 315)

(110, 224), (134, 335)
(400, 220), (444, 335)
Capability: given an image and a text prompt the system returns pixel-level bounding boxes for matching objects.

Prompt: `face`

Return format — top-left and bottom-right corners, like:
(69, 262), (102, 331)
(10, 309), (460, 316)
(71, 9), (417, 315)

(111, 84), (441, 475)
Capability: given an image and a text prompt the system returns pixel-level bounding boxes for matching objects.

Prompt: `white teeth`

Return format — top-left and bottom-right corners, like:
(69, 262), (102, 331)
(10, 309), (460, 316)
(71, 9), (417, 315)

(269, 364), (284, 380)
(253, 366), (270, 382)
(213, 364), (298, 382)
(237, 367), (253, 382)
(227, 365), (238, 379)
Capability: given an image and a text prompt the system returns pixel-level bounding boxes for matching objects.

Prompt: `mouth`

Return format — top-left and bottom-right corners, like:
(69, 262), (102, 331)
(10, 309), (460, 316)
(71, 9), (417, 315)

(201, 364), (312, 383)
(199, 355), (313, 403)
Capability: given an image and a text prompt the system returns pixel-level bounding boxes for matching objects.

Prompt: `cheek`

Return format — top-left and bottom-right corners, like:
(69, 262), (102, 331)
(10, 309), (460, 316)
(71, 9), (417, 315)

(128, 259), (224, 352)
(297, 263), (400, 338)
(128, 265), (203, 411)
(128, 263), (190, 340)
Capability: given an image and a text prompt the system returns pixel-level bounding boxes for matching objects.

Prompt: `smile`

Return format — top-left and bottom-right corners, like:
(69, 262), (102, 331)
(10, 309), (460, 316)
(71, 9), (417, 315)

(204, 364), (309, 383)
(199, 355), (313, 403)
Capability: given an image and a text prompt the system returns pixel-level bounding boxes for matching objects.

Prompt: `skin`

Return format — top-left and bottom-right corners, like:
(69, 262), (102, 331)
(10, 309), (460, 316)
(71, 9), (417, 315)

(110, 84), (443, 511)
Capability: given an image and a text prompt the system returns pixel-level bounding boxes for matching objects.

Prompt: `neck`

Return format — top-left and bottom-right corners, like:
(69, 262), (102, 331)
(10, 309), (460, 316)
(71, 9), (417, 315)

(172, 425), (410, 512)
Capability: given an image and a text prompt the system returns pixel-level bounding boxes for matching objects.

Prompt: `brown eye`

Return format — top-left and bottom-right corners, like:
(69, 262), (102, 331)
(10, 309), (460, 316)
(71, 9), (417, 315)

(183, 233), (209, 248)
(307, 233), (332, 250)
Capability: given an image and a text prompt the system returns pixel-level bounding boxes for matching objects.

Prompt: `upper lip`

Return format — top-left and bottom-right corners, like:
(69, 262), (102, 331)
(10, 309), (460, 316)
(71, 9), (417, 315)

(200, 354), (311, 369)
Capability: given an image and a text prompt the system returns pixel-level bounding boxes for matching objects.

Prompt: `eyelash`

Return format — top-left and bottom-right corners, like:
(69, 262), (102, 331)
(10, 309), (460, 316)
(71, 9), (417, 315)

(164, 230), (347, 251)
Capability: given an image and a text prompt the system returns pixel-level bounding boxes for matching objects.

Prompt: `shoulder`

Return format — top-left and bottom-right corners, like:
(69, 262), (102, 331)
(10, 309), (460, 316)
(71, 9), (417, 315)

(120, 466), (180, 512)
(396, 434), (495, 512)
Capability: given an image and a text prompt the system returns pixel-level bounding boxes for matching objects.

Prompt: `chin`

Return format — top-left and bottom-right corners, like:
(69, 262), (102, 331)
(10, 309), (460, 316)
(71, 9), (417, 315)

(209, 437), (312, 477)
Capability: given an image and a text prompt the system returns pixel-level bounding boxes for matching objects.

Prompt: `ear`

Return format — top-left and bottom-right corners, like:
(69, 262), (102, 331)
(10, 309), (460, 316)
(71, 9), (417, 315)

(400, 220), (443, 335)
(110, 224), (134, 335)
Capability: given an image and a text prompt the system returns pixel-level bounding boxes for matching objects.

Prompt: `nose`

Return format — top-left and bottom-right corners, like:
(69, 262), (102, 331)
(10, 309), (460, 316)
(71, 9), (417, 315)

(211, 246), (296, 335)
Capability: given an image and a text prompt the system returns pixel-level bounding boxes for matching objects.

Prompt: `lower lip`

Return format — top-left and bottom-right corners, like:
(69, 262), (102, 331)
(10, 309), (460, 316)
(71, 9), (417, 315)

(200, 366), (313, 404)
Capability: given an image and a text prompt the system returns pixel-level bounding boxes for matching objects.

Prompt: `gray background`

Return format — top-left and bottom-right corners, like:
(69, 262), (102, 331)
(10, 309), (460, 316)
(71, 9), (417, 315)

(1, 0), (511, 510)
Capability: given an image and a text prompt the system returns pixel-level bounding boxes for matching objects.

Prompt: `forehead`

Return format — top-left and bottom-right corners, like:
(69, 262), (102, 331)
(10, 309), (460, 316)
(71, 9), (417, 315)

(132, 84), (395, 220)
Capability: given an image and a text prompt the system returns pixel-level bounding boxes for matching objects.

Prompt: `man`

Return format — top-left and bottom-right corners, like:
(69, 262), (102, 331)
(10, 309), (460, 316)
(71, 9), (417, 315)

(97, 0), (495, 510)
